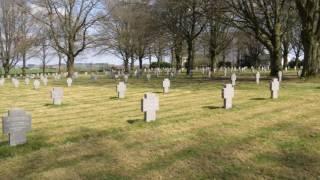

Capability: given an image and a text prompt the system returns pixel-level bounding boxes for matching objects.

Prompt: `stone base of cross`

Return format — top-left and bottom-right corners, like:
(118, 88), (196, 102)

(141, 93), (159, 122)
(222, 84), (234, 109)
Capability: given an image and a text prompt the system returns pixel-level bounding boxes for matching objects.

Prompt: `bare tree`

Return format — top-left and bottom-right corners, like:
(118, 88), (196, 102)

(30, 0), (103, 77)
(228, 0), (293, 76)
(0, 0), (28, 77)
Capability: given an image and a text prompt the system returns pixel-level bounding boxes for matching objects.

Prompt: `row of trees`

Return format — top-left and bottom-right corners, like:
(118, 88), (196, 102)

(0, 0), (318, 78)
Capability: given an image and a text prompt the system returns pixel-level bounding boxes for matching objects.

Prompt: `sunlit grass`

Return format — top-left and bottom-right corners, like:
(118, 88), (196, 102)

(0, 71), (319, 179)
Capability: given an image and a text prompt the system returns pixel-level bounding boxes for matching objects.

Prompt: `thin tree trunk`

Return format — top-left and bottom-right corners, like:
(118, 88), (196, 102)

(22, 53), (26, 76)
(187, 40), (194, 75)
(67, 56), (75, 77)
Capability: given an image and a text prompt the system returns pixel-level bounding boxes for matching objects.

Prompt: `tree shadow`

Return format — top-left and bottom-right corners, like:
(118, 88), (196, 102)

(203, 106), (223, 110)
(127, 119), (143, 124)
(250, 98), (267, 101)
(109, 96), (118, 100)
(44, 103), (70, 107)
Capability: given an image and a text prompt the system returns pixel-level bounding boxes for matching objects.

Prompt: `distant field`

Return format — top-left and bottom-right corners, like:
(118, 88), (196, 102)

(0, 71), (319, 179)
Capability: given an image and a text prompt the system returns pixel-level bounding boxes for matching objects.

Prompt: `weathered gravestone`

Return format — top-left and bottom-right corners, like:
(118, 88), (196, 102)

(51, 87), (64, 105)
(33, 80), (40, 90)
(25, 78), (30, 85)
(163, 78), (170, 94)
(278, 71), (283, 82)
(12, 79), (19, 88)
(222, 84), (234, 109)
(0, 78), (5, 86)
(67, 78), (73, 87)
(297, 70), (302, 78)
(256, 72), (260, 85)
(141, 93), (159, 122)
(2, 108), (32, 146)
(231, 73), (237, 86)
(270, 78), (280, 99)
(116, 82), (127, 99)
(124, 75), (129, 83)
(146, 74), (151, 81)
(42, 78), (48, 86)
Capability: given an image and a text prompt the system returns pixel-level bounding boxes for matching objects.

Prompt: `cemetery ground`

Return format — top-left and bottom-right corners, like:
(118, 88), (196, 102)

(0, 71), (319, 179)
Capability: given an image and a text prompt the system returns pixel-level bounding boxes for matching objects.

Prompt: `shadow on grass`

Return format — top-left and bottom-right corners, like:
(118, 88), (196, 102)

(203, 106), (223, 110)
(250, 98), (268, 101)
(127, 119), (144, 124)
(153, 91), (163, 94)
(109, 96), (118, 100)
(44, 103), (71, 108)
(0, 134), (52, 159)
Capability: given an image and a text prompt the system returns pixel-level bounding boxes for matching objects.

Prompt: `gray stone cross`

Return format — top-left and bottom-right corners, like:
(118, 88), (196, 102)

(67, 78), (73, 87)
(270, 78), (280, 99)
(163, 78), (170, 93)
(222, 84), (234, 109)
(51, 87), (64, 105)
(116, 82), (127, 99)
(231, 73), (237, 86)
(141, 93), (159, 122)
(256, 72), (260, 85)
(34, 80), (40, 90)
(2, 108), (32, 146)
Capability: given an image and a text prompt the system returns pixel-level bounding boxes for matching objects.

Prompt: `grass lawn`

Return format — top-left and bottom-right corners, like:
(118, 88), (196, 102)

(0, 71), (319, 179)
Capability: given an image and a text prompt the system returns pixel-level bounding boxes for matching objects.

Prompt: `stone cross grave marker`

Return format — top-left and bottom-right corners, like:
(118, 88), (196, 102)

(146, 74), (151, 81)
(231, 73), (237, 86)
(141, 93), (159, 122)
(124, 75), (129, 83)
(33, 80), (40, 90)
(42, 78), (48, 86)
(270, 78), (280, 99)
(12, 79), (19, 88)
(163, 78), (170, 94)
(67, 78), (73, 87)
(222, 84), (234, 109)
(0, 78), (5, 86)
(256, 72), (260, 85)
(116, 82), (127, 99)
(278, 71), (283, 82)
(51, 87), (64, 105)
(2, 108), (32, 146)
(25, 78), (30, 85)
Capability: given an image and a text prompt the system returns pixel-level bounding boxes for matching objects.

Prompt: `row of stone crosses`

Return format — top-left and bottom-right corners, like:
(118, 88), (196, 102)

(1, 69), (285, 146)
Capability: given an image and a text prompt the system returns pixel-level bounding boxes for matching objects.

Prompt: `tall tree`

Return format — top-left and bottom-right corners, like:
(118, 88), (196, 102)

(295, 0), (320, 76)
(31, 0), (102, 77)
(228, 0), (292, 76)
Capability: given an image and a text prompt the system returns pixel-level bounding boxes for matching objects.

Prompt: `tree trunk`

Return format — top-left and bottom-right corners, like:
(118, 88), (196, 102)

(58, 54), (62, 74)
(22, 53), (26, 76)
(301, 30), (318, 77)
(67, 56), (75, 77)
(283, 45), (289, 69)
(130, 55), (134, 71)
(3, 60), (10, 78)
(139, 56), (143, 70)
(124, 57), (129, 73)
(186, 40), (194, 75)
(174, 39), (182, 71)
(42, 63), (46, 74)
(209, 48), (217, 72)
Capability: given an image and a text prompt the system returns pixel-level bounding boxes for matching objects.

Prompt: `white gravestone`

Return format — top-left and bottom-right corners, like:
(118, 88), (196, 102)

(2, 108), (32, 146)
(67, 78), (73, 87)
(278, 71), (283, 82)
(256, 72), (260, 85)
(297, 70), (302, 78)
(0, 78), (5, 86)
(141, 93), (159, 122)
(42, 78), (48, 86)
(222, 84), (234, 109)
(163, 79), (170, 94)
(231, 73), (237, 86)
(146, 74), (151, 81)
(12, 79), (19, 88)
(116, 82), (127, 99)
(51, 87), (64, 105)
(124, 75), (129, 83)
(33, 80), (40, 90)
(25, 78), (30, 85)
(270, 78), (280, 99)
